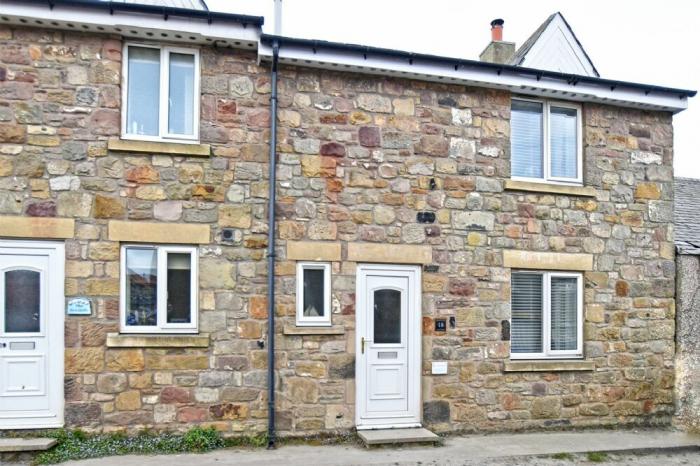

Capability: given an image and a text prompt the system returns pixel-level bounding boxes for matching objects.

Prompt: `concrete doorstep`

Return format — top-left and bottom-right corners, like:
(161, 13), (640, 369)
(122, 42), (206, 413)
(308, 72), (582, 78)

(0, 437), (57, 453)
(60, 429), (700, 466)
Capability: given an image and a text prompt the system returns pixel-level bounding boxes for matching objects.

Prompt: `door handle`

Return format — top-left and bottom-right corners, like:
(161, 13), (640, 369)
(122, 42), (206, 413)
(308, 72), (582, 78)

(0, 343), (6, 348)
(361, 337), (372, 354)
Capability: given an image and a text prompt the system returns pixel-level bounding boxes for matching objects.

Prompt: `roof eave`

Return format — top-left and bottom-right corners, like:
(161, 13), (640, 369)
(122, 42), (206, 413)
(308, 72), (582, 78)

(260, 34), (694, 114)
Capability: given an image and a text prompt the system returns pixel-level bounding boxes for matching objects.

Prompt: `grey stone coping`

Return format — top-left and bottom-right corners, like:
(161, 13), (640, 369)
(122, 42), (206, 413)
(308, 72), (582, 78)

(106, 333), (210, 348)
(503, 359), (595, 372)
(0, 438), (57, 452)
(283, 325), (346, 335)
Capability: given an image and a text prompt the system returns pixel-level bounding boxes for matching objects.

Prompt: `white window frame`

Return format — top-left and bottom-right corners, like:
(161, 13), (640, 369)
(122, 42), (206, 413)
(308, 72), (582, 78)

(510, 271), (583, 360)
(120, 244), (199, 334)
(511, 97), (583, 186)
(121, 43), (201, 143)
(295, 262), (332, 327)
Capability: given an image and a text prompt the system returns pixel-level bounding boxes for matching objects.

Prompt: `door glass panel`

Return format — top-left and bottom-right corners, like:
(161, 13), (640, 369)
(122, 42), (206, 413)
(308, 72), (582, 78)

(166, 252), (191, 324)
(4, 270), (40, 333)
(125, 248), (157, 327)
(303, 268), (325, 317)
(373, 289), (401, 344)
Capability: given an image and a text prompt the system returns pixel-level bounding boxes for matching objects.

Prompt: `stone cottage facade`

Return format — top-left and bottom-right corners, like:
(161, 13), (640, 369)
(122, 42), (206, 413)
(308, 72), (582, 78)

(0, 1), (692, 437)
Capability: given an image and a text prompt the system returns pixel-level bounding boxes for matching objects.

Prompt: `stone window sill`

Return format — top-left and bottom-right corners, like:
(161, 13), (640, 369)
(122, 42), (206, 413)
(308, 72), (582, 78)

(504, 180), (596, 197)
(108, 137), (211, 157)
(282, 325), (345, 336)
(106, 333), (210, 348)
(504, 359), (595, 372)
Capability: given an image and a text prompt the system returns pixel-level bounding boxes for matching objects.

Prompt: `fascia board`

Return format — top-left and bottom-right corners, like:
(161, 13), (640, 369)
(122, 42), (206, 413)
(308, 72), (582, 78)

(259, 43), (687, 113)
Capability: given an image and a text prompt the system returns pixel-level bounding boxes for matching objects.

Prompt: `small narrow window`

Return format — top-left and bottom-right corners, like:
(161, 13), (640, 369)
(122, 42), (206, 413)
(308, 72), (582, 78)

(511, 98), (582, 185)
(120, 245), (198, 333)
(123, 44), (200, 142)
(510, 271), (582, 359)
(296, 262), (331, 326)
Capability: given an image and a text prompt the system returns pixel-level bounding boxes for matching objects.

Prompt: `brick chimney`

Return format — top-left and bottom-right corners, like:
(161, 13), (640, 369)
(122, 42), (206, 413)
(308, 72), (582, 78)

(479, 19), (516, 64)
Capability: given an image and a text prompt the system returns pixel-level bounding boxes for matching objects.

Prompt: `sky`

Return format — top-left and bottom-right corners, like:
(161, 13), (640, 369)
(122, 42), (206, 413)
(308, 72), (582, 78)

(208, 0), (700, 179)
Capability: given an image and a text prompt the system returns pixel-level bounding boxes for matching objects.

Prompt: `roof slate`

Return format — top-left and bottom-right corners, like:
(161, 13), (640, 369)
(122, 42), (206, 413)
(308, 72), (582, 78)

(107, 0), (208, 10)
(675, 177), (700, 254)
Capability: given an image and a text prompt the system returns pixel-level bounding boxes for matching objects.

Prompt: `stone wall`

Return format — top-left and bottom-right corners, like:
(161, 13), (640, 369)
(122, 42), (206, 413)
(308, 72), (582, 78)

(676, 253), (700, 431)
(0, 24), (677, 435)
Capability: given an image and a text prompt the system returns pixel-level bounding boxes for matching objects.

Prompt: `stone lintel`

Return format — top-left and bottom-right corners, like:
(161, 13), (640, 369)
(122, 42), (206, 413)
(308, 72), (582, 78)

(347, 243), (432, 264)
(504, 360), (595, 372)
(0, 216), (74, 239)
(287, 241), (341, 261)
(283, 325), (346, 335)
(106, 333), (210, 348)
(108, 137), (211, 157)
(504, 180), (596, 197)
(504, 250), (593, 271)
(108, 220), (210, 244)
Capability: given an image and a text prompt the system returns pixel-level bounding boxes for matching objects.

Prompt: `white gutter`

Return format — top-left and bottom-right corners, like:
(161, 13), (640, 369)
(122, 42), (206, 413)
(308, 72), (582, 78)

(258, 42), (689, 113)
(0, 2), (259, 48)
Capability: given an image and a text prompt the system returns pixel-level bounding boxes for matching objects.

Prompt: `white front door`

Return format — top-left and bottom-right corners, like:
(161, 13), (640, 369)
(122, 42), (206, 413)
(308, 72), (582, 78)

(356, 264), (421, 429)
(0, 241), (64, 429)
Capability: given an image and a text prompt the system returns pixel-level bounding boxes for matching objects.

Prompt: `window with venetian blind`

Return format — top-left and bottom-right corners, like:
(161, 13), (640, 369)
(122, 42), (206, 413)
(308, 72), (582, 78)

(510, 271), (583, 359)
(511, 98), (582, 185)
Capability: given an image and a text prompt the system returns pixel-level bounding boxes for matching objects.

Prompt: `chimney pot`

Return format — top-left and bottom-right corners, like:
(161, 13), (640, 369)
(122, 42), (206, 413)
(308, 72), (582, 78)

(490, 18), (504, 42)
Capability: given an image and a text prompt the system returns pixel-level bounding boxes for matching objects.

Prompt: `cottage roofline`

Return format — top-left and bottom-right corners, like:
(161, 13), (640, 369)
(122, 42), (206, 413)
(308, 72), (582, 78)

(0, 1), (694, 113)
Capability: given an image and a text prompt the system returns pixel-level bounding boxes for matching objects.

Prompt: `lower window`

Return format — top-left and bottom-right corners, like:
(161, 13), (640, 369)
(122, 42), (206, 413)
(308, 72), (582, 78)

(510, 271), (582, 359)
(296, 262), (331, 326)
(120, 245), (198, 333)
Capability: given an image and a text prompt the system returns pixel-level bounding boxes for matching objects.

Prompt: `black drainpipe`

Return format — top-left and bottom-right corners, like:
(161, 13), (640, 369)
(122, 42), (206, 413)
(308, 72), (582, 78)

(266, 39), (280, 450)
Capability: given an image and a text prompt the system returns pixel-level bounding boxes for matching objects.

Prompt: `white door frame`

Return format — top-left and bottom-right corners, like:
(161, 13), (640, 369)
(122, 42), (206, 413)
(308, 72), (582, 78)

(355, 263), (421, 430)
(0, 240), (65, 429)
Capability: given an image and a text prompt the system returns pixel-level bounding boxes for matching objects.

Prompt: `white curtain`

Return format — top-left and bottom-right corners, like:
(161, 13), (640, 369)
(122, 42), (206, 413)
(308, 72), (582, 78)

(549, 106), (578, 179)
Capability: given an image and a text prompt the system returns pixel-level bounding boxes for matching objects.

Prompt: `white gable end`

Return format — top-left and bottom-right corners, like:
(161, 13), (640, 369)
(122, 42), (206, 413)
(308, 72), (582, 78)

(518, 14), (598, 77)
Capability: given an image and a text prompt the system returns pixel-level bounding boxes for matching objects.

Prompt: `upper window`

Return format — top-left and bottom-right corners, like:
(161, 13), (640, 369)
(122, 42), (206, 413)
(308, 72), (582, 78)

(122, 44), (200, 142)
(510, 271), (582, 359)
(296, 262), (331, 327)
(120, 245), (198, 333)
(511, 99), (582, 185)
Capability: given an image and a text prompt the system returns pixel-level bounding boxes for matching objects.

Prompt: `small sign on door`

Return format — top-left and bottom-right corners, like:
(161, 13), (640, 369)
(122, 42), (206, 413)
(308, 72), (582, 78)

(67, 298), (92, 316)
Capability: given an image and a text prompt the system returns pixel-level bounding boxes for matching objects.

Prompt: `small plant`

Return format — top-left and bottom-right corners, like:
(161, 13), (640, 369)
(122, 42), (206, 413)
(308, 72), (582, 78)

(35, 427), (229, 464)
(182, 427), (224, 452)
(552, 452), (574, 460)
(586, 451), (609, 463)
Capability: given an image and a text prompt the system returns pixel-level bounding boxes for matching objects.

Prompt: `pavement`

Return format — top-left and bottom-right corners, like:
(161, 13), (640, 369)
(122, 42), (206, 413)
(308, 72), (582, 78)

(58, 429), (700, 466)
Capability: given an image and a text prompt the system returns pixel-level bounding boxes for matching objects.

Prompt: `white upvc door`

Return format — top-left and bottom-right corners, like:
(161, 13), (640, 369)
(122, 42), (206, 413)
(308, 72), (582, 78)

(0, 241), (64, 429)
(356, 264), (421, 430)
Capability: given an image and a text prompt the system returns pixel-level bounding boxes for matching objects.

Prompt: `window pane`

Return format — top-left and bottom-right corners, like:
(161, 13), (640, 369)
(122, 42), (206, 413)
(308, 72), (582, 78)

(550, 107), (578, 179)
(4, 270), (40, 333)
(168, 53), (195, 136)
(374, 289), (401, 344)
(126, 47), (160, 136)
(511, 273), (543, 353)
(551, 277), (578, 351)
(167, 253), (191, 324)
(511, 100), (543, 179)
(125, 248), (157, 327)
(302, 268), (325, 317)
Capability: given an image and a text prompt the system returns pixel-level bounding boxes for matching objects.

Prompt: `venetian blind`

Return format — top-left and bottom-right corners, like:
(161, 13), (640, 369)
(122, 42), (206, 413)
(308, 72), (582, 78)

(511, 273), (543, 353)
(549, 106), (578, 179)
(550, 276), (578, 351)
(511, 100), (543, 179)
